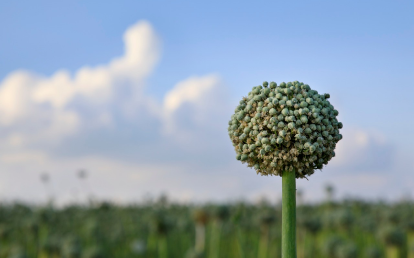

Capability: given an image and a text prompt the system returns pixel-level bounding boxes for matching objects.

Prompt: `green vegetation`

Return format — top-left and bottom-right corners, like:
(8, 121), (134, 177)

(228, 80), (343, 257)
(0, 197), (413, 258)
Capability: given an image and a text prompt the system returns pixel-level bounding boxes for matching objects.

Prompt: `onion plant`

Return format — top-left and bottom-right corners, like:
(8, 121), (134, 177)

(228, 81), (342, 257)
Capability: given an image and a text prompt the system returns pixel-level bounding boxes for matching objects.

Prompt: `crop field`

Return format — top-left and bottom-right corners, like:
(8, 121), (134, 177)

(0, 198), (413, 258)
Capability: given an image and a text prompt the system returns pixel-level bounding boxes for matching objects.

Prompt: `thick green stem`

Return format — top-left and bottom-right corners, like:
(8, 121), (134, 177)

(386, 246), (399, 258)
(158, 235), (168, 258)
(282, 170), (296, 258)
(408, 232), (414, 258)
(195, 224), (205, 254)
(209, 221), (221, 258)
(258, 227), (269, 258)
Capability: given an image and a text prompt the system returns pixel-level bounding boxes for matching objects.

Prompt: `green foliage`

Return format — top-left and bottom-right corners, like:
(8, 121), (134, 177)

(228, 81), (342, 178)
(365, 246), (383, 258)
(0, 199), (413, 257)
(379, 226), (405, 247)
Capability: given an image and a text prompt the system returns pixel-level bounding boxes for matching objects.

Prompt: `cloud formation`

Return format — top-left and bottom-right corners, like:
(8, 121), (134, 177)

(330, 127), (394, 172)
(0, 20), (233, 203)
(0, 21), (160, 148)
(0, 20), (403, 204)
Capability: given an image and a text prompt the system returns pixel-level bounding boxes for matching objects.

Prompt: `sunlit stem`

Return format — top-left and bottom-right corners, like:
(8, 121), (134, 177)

(282, 169), (296, 258)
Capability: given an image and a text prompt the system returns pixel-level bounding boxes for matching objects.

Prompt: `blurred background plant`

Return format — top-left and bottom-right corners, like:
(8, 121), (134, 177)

(0, 188), (414, 257)
(0, 173), (411, 257)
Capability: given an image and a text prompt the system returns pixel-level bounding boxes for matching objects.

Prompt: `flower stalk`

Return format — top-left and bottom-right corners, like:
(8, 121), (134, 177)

(282, 170), (296, 258)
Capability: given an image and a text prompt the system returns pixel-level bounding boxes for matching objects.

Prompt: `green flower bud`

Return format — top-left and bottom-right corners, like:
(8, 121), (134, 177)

(285, 88), (292, 95)
(300, 116), (308, 124)
(249, 144), (257, 151)
(261, 138), (269, 144)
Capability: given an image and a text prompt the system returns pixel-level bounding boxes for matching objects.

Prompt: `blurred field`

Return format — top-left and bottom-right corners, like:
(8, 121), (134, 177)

(1, 195), (414, 258)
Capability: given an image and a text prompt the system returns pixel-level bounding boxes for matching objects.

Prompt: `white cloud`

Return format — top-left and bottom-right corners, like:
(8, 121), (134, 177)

(0, 71), (38, 125)
(0, 20), (160, 148)
(0, 20), (232, 203)
(330, 127), (394, 172)
(162, 74), (226, 134)
(0, 20), (406, 204)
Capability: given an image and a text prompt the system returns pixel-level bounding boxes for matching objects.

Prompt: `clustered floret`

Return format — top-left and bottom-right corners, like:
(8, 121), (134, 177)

(228, 81), (343, 178)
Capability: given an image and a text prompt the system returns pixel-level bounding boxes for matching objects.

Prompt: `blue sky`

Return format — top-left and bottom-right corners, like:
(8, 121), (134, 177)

(0, 1), (413, 204)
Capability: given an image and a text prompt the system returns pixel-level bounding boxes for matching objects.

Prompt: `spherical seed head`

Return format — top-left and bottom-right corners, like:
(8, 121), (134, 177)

(228, 80), (343, 178)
